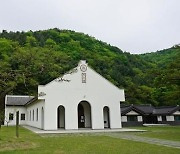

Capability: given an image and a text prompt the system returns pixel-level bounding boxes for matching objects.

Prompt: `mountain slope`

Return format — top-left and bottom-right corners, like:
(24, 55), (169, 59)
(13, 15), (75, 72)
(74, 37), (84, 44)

(0, 28), (179, 109)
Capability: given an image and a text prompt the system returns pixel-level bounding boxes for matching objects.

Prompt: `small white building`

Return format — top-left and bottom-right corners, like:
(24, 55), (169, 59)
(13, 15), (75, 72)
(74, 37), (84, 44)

(4, 60), (125, 130)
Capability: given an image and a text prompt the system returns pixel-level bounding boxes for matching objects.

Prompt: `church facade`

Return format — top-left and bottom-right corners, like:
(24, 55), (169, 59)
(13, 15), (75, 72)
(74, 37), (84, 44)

(4, 61), (125, 130)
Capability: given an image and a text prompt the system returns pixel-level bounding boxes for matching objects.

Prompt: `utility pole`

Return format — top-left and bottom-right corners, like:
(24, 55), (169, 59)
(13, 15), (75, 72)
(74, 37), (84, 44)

(16, 111), (19, 138)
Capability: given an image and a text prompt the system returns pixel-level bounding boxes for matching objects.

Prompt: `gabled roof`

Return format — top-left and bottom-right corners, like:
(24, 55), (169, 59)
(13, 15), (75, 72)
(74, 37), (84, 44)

(133, 104), (154, 115)
(120, 104), (144, 115)
(153, 106), (180, 115)
(39, 60), (125, 98)
(6, 95), (35, 106)
(121, 104), (180, 116)
(120, 104), (132, 115)
(25, 97), (38, 106)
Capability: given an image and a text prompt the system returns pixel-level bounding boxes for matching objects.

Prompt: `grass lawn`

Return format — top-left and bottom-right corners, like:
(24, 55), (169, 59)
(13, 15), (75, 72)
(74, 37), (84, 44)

(129, 126), (180, 141)
(0, 126), (179, 153)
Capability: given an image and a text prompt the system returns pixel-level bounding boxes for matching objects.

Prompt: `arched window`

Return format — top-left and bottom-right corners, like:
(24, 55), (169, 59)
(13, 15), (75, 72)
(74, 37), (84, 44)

(103, 106), (110, 128)
(57, 105), (65, 129)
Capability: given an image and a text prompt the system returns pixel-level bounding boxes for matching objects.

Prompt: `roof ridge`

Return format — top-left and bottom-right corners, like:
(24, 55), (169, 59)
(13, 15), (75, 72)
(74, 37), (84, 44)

(155, 106), (178, 109)
(134, 104), (152, 106)
(7, 95), (34, 97)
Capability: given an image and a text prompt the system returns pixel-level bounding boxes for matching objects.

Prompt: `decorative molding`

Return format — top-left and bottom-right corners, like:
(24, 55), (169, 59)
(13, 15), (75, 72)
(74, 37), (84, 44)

(82, 73), (86, 83)
(80, 64), (87, 72)
(38, 92), (46, 97)
(55, 68), (78, 83)
(55, 77), (71, 82)
(65, 68), (78, 75)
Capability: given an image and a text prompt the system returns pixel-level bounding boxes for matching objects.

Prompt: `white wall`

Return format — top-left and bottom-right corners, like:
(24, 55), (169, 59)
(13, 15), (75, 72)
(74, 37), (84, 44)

(157, 116), (162, 121)
(4, 106), (27, 126)
(166, 116), (174, 121)
(38, 61), (125, 130)
(137, 116), (142, 122)
(26, 100), (45, 129)
(173, 111), (180, 115)
(121, 116), (127, 122)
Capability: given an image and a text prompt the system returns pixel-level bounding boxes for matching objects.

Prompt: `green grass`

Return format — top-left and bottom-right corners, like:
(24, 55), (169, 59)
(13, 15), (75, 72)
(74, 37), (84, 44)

(0, 126), (179, 153)
(129, 126), (180, 141)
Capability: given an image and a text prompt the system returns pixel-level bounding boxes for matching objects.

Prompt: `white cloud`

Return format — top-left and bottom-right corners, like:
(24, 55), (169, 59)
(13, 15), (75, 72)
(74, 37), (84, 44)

(0, 0), (179, 53)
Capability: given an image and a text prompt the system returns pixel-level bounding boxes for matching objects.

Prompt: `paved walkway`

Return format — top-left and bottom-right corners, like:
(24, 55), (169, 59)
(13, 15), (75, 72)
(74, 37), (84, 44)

(106, 133), (180, 149)
(23, 125), (145, 134)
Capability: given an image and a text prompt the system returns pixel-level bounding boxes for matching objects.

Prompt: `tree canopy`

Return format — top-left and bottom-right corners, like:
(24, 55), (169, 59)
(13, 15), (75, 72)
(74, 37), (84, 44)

(0, 28), (179, 110)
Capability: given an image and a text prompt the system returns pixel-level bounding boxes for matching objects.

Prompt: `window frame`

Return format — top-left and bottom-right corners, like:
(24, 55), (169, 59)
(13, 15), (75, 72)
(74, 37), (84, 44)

(9, 113), (14, 120)
(162, 116), (166, 121)
(127, 115), (138, 122)
(21, 113), (26, 121)
(174, 115), (180, 121)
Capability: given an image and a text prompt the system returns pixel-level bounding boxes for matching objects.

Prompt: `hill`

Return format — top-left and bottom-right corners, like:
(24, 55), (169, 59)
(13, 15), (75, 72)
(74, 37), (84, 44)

(0, 28), (179, 111)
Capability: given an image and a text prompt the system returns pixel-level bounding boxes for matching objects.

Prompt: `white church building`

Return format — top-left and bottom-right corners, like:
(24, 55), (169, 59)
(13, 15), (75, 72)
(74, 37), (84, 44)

(4, 60), (125, 130)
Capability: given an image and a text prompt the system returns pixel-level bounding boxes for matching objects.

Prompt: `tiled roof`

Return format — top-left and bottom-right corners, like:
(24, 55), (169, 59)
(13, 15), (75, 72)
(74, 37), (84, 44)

(120, 104), (132, 115)
(120, 104), (145, 115)
(154, 106), (180, 115)
(121, 104), (179, 115)
(133, 104), (154, 115)
(6, 95), (35, 106)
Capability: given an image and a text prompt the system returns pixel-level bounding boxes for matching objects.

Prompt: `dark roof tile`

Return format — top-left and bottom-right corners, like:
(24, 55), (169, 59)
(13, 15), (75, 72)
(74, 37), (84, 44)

(120, 104), (132, 115)
(154, 106), (180, 115)
(133, 104), (154, 115)
(6, 95), (35, 106)
(120, 104), (180, 115)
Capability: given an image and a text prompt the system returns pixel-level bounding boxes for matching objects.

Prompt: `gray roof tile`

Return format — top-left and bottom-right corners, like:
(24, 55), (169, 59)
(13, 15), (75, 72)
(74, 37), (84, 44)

(133, 104), (154, 115)
(154, 106), (180, 115)
(6, 96), (35, 106)
(121, 104), (180, 115)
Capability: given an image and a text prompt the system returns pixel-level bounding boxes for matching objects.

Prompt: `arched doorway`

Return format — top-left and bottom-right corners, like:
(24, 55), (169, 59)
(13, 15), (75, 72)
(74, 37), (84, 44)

(78, 101), (92, 128)
(57, 105), (65, 129)
(41, 107), (44, 129)
(103, 106), (110, 128)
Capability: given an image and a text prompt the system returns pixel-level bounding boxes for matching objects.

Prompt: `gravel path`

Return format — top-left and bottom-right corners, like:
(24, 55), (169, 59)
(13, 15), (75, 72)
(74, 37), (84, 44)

(106, 133), (180, 149)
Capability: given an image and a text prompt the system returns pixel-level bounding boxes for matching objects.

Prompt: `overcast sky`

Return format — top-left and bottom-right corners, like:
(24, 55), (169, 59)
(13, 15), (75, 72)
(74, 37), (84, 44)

(0, 0), (180, 54)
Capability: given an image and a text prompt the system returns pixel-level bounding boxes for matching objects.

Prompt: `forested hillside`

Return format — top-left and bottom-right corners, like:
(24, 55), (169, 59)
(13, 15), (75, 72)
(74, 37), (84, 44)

(0, 28), (179, 111)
